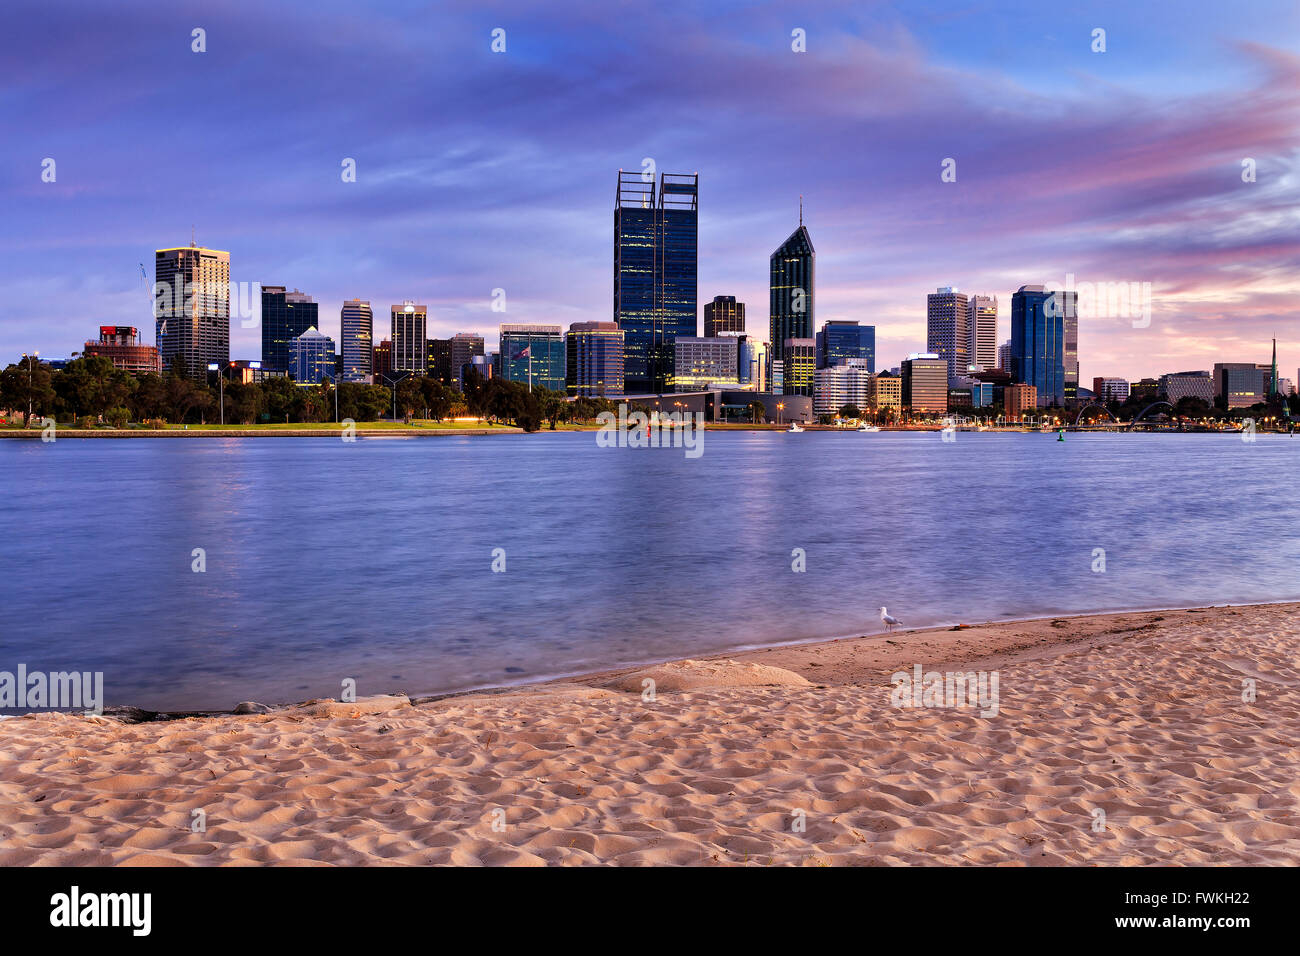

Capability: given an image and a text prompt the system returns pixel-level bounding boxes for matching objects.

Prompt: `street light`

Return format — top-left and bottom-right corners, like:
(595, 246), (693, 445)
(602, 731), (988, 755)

(382, 371), (413, 422)
(207, 363), (227, 425)
(20, 351), (39, 425)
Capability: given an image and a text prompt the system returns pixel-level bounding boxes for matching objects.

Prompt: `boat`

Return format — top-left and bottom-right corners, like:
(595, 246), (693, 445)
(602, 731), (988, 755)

(858, 424), (880, 432)
(787, 423), (804, 433)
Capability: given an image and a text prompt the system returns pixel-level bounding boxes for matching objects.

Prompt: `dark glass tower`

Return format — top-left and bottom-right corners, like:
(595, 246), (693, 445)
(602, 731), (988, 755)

(615, 171), (698, 393)
(770, 219), (815, 396)
(816, 320), (875, 372)
(1010, 285), (1072, 407)
(261, 286), (317, 373)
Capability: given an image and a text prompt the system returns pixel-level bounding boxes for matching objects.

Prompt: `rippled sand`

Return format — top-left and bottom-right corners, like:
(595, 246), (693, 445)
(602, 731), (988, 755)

(2, 604), (1297, 865)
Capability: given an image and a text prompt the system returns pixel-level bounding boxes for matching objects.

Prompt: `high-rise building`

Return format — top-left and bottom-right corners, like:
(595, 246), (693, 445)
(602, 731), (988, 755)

(867, 371), (901, 417)
(1004, 383), (1038, 420)
(450, 332), (485, 389)
(770, 216), (815, 396)
(83, 326), (162, 375)
(614, 170), (698, 393)
(814, 359), (871, 416)
(737, 336), (767, 391)
(781, 338), (816, 398)
(389, 302), (427, 375)
(155, 242), (230, 378)
(288, 326), (336, 386)
(1010, 285), (1071, 406)
(1064, 307), (1079, 400)
(816, 320), (875, 372)
(703, 295), (745, 337)
(372, 339), (392, 383)
(427, 338), (452, 385)
(926, 287), (969, 384)
(499, 324), (565, 392)
(671, 336), (740, 391)
(967, 295), (997, 371)
(260, 287), (317, 373)
(997, 340), (1011, 372)
(1159, 371), (1213, 405)
(901, 353), (948, 414)
(566, 321), (624, 398)
(1092, 377), (1130, 403)
(339, 299), (373, 383)
(1213, 362), (1270, 408)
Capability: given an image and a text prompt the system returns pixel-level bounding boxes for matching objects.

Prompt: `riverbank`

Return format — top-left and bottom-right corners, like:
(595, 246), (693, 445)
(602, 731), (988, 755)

(0, 423), (524, 438)
(2, 602), (1296, 865)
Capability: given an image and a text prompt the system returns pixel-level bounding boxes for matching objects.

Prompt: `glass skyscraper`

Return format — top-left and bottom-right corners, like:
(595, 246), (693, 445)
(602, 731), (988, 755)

(498, 324), (565, 392)
(339, 299), (373, 383)
(261, 286), (317, 374)
(770, 220), (815, 396)
(1010, 285), (1072, 407)
(614, 170), (698, 394)
(816, 320), (875, 372)
(566, 321), (624, 397)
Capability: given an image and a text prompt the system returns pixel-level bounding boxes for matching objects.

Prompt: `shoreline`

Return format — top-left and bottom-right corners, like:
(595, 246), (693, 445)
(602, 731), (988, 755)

(11, 600), (1296, 720)
(3, 600), (1297, 865)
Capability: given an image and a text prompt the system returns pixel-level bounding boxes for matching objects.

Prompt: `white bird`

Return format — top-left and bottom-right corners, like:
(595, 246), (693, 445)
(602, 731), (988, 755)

(880, 606), (901, 633)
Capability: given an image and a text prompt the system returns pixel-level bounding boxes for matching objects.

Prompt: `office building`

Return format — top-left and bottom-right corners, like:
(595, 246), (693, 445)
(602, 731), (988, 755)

(1159, 370), (1213, 405)
(614, 170), (698, 393)
(1213, 362), (1271, 408)
(816, 320), (875, 372)
(566, 321), (624, 398)
(867, 371), (902, 418)
(967, 295), (997, 371)
(389, 302), (427, 375)
(1005, 383), (1038, 420)
(288, 326), (336, 386)
(426, 338), (452, 386)
(781, 338), (816, 398)
(997, 340), (1011, 372)
(901, 353), (948, 414)
(261, 286), (317, 374)
(703, 295), (745, 337)
(450, 332), (485, 389)
(737, 336), (768, 391)
(339, 299), (373, 383)
(813, 359), (870, 416)
(372, 339), (392, 383)
(1093, 377), (1130, 403)
(927, 287), (969, 384)
(1064, 306), (1079, 400)
(155, 242), (230, 378)
(770, 215), (815, 396)
(499, 324), (565, 392)
(1010, 285), (1071, 406)
(671, 336), (740, 391)
(83, 326), (161, 375)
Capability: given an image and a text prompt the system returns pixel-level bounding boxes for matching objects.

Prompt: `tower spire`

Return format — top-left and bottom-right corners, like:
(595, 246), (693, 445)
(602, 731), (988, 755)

(799, 195), (803, 226)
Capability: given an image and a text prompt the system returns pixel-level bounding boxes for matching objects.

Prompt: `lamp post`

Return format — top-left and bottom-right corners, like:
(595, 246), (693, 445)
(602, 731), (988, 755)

(21, 351), (39, 425)
(777, 402), (784, 427)
(383, 371), (413, 422)
(207, 362), (226, 425)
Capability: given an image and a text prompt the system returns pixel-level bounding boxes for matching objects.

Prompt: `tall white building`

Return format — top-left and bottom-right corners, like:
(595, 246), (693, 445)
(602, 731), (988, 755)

(155, 242), (230, 378)
(814, 359), (871, 416)
(966, 295), (997, 371)
(926, 287), (969, 384)
(340, 299), (373, 383)
(671, 336), (739, 390)
(390, 301), (427, 374)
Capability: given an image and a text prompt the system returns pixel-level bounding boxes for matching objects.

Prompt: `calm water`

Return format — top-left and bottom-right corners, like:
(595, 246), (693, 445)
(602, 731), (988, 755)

(1, 431), (1296, 710)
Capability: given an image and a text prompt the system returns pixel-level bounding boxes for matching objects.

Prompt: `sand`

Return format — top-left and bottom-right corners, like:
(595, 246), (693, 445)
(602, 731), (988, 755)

(2, 603), (1298, 865)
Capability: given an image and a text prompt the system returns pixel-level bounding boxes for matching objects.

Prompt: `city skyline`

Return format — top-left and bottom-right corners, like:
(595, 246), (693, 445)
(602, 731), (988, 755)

(3, 1), (1297, 380)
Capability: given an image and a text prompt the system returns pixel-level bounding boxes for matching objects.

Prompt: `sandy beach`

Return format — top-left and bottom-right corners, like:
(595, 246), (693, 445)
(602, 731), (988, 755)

(2, 603), (1297, 866)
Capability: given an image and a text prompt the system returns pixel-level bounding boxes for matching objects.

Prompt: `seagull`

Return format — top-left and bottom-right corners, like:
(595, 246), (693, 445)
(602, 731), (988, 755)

(880, 607), (901, 633)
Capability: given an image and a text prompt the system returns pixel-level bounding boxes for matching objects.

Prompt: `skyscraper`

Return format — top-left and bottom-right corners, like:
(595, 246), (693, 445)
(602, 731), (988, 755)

(926, 287), (969, 384)
(901, 353), (948, 414)
(770, 214), (815, 397)
(155, 242), (230, 378)
(1010, 285), (1071, 407)
(671, 336), (740, 390)
(1064, 307), (1079, 400)
(966, 295), (997, 372)
(288, 326), (336, 386)
(614, 170), (698, 393)
(499, 324), (565, 392)
(816, 320), (875, 372)
(566, 321), (624, 398)
(372, 339), (392, 384)
(703, 295), (745, 337)
(997, 340), (1012, 372)
(427, 338), (452, 385)
(390, 302), (427, 374)
(782, 338), (816, 397)
(339, 299), (373, 383)
(261, 287), (317, 374)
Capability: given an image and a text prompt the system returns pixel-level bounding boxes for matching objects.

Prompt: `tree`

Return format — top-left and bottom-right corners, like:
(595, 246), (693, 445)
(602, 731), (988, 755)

(0, 359), (55, 426)
(746, 401), (766, 424)
(839, 403), (861, 420)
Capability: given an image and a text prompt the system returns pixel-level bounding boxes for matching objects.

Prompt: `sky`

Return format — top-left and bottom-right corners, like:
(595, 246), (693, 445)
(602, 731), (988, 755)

(2, 0), (1297, 383)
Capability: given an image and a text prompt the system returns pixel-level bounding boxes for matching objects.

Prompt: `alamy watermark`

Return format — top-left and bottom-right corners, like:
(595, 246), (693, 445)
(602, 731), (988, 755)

(0, 664), (103, 714)
(890, 663), (1000, 717)
(596, 403), (705, 458)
